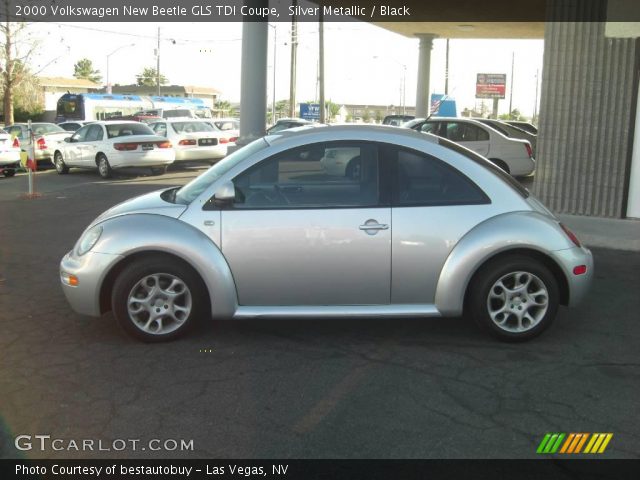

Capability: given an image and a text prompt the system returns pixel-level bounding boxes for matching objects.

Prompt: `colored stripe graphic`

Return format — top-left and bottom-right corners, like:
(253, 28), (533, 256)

(538, 433), (613, 454)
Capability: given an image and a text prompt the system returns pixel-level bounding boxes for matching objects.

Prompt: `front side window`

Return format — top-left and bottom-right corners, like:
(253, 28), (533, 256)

(393, 148), (489, 206)
(85, 125), (104, 142)
(72, 125), (91, 143)
(420, 122), (440, 134)
(232, 142), (380, 209)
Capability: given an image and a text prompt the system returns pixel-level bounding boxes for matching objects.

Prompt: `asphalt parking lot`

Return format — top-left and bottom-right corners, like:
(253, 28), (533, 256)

(0, 168), (638, 459)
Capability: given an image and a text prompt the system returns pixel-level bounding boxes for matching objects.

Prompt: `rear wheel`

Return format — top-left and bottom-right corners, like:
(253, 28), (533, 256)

(467, 255), (559, 342)
(150, 165), (168, 176)
(489, 158), (510, 174)
(2, 169), (16, 177)
(97, 154), (112, 179)
(54, 151), (69, 174)
(111, 256), (207, 342)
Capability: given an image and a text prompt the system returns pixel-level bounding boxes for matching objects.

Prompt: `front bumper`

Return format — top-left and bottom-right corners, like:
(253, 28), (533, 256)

(60, 250), (123, 317)
(551, 246), (594, 306)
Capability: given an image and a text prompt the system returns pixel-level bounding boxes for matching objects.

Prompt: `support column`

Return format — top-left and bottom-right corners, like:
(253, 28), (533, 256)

(415, 34), (436, 118)
(239, 8), (268, 145)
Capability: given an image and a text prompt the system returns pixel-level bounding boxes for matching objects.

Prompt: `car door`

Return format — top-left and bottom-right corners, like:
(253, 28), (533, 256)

(219, 141), (391, 306)
(443, 121), (490, 157)
(387, 145), (492, 304)
(63, 125), (90, 166)
(82, 124), (104, 165)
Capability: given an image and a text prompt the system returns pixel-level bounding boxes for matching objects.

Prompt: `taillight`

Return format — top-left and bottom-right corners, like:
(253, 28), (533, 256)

(156, 141), (172, 148)
(573, 265), (587, 275)
(12, 137), (20, 148)
(37, 137), (47, 150)
(228, 137), (238, 143)
(178, 139), (196, 146)
(525, 142), (533, 158)
(113, 143), (138, 151)
(560, 223), (581, 247)
(219, 137), (229, 144)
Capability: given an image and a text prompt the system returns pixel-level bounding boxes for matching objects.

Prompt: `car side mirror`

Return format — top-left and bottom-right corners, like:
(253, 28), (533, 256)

(214, 181), (236, 202)
(64, 137), (72, 143)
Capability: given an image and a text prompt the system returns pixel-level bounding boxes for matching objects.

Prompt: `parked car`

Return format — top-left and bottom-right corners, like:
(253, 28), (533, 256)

(58, 121), (94, 132)
(0, 128), (21, 177)
(506, 120), (538, 135)
(382, 114), (415, 126)
(149, 119), (231, 165)
(403, 117), (535, 176)
(4, 123), (72, 168)
(53, 121), (174, 178)
(266, 118), (313, 134)
(60, 125), (592, 343)
(473, 118), (537, 157)
(136, 108), (196, 120)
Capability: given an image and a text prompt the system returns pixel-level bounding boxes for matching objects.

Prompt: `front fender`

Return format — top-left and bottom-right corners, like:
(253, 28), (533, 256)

(92, 213), (237, 319)
(434, 211), (573, 316)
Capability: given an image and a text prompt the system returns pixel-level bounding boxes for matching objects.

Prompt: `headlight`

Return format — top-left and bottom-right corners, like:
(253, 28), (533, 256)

(75, 225), (103, 256)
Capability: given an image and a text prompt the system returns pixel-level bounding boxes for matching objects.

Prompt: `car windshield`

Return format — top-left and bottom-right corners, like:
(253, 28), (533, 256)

(106, 123), (154, 138)
(33, 123), (65, 135)
(174, 138), (268, 205)
(171, 121), (214, 134)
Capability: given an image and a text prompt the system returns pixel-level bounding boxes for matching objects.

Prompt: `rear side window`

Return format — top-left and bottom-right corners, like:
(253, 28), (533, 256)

(437, 137), (530, 198)
(392, 147), (489, 206)
(445, 122), (489, 142)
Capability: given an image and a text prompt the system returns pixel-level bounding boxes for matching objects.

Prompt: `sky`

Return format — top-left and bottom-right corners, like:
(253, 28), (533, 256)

(29, 20), (544, 117)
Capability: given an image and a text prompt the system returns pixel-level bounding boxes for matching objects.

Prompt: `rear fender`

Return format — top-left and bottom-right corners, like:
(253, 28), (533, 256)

(435, 211), (573, 316)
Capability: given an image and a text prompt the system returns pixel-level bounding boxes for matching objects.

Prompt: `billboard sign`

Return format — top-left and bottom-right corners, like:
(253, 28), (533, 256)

(476, 73), (507, 99)
(430, 94), (457, 117)
(300, 103), (320, 121)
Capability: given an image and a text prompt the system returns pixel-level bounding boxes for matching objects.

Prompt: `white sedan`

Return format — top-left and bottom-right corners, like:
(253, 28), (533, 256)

(404, 117), (536, 177)
(0, 129), (21, 177)
(53, 121), (175, 178)
(149, 120), (230, 164)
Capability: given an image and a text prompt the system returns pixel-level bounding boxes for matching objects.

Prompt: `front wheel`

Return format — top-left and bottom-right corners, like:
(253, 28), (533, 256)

(467, 255), (559, 342)
(111, 256), (207, 342)
(2, 169), (16, 177)
(54, 151), (69, 174)
(97, 154), (112, 179)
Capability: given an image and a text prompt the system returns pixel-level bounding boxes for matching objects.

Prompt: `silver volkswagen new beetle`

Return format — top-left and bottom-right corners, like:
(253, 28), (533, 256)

(60, 126), (593, 342)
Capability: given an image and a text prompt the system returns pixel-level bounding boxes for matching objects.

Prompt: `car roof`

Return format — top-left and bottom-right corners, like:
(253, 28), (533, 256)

(265, 124), (439, 146)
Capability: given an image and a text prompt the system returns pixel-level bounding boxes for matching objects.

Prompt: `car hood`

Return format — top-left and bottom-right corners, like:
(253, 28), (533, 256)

(91, 188), (187, 226)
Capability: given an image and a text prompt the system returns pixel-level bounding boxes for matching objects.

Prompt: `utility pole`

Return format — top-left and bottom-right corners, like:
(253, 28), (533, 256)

(289, 1), (298, 118)
(533, 68), (540, 124)
(444, 39), (450, 95)
(318, 15), (325, 123)
(156, 26), (161, 96)
(508, 51), (514, 117)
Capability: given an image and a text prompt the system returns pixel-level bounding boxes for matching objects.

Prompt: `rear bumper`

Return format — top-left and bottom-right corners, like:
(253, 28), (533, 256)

(551, 246), (594, 306)
(175, 145), (227, 161)
(110, 150), (175, 169)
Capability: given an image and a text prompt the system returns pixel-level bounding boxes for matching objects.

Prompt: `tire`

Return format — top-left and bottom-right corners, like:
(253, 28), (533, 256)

(3, 169), (15, 177)
(111, 255), (207, 342)
(466, 254), (559, 342)
(489, 158), (510, 174)
(150, 165), (168, 176)
(97, 154), (112, 179)
(54, 151), (69, 174)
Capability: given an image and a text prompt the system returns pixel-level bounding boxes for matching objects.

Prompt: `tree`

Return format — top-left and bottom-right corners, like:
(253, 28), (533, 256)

(325, 100), (340, 122)
(136, 67), (168, 87)
(362, 109), (371, 123)
(374, 110), (383, 123)
(1, 15), (40, 124)
(73, 58), (101, 83)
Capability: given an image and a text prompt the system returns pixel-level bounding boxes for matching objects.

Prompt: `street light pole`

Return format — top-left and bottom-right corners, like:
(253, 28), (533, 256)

(156, 27), (161, 96)
(268, 23), (277, 124)
(106, 43), (135, 94)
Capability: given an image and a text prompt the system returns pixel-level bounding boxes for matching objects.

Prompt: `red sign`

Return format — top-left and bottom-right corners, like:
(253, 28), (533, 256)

(476, 73), (507, 99)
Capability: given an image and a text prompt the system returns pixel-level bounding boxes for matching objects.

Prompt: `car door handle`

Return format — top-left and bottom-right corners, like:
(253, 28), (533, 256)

(359, 222), (389, 231)
(203, 220), (216, 226)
